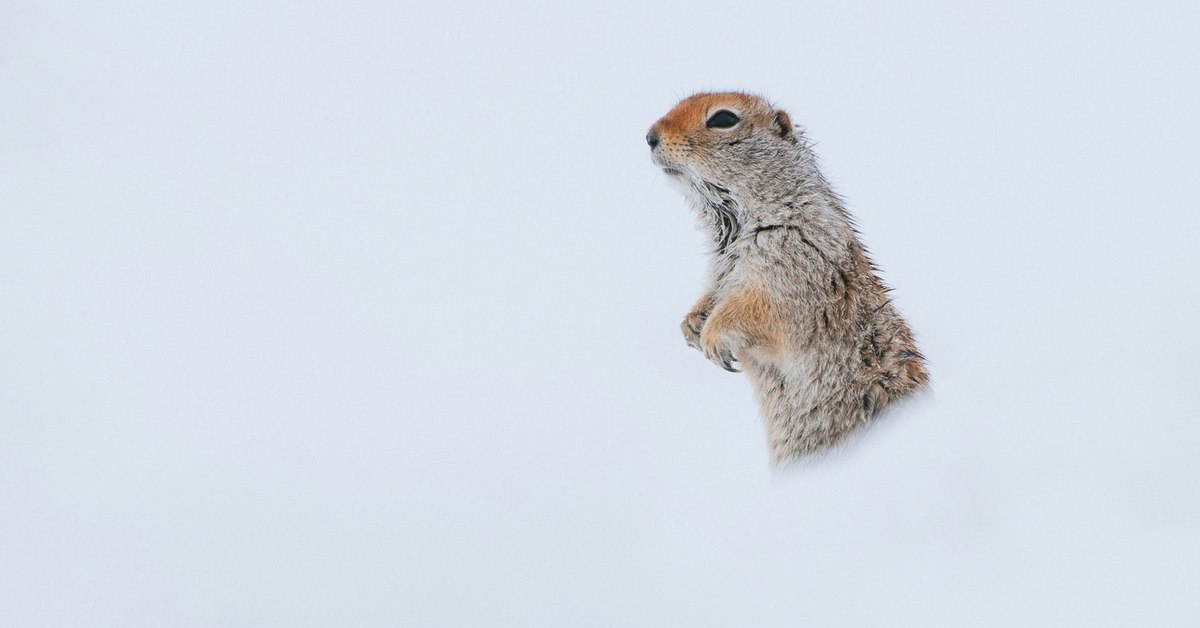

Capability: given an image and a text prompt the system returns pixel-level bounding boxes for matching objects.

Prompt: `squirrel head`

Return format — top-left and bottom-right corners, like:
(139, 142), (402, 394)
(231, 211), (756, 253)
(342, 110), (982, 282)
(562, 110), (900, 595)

(647, 92), (797, 203)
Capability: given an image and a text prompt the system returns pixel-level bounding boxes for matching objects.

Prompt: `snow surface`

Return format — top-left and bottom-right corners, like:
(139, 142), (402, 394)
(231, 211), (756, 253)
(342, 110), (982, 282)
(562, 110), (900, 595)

(3, 1), (1199, 626)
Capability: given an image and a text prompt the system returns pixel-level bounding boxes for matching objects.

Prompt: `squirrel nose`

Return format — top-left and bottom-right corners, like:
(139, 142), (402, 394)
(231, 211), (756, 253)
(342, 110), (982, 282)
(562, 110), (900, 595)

(646, 130), (660, 149)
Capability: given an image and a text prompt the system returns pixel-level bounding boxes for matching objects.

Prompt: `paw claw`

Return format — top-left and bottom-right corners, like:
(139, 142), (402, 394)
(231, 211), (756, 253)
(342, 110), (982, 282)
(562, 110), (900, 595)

(703, 344), (740, 373)
(680, 312), (706, 351)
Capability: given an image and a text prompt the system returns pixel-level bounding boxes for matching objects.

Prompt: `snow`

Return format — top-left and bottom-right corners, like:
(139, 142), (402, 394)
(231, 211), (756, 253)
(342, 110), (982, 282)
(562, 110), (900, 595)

(2, 1), (1198, 625)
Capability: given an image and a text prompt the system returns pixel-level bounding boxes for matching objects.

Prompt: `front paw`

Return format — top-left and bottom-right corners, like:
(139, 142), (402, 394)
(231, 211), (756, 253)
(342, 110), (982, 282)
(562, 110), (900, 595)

(680, 310), (707, 350)
(699, 327), (741, 373)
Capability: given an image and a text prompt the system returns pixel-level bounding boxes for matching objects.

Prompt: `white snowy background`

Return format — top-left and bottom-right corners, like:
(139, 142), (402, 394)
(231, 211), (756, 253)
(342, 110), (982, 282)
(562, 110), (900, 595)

(3, 1), (1199, 625)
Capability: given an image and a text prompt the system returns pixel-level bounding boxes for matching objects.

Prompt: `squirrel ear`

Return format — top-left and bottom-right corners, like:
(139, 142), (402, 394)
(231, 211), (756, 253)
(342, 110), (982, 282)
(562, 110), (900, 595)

(772, 110), (795, 142)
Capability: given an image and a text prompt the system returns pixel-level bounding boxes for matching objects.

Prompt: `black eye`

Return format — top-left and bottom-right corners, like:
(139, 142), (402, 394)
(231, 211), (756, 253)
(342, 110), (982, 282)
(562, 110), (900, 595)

(706, 110), (741, 129)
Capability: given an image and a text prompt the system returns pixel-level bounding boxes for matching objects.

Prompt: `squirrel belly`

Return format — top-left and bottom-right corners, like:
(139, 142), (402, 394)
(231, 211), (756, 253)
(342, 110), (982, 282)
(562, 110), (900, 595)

(649, 92), (928, 463)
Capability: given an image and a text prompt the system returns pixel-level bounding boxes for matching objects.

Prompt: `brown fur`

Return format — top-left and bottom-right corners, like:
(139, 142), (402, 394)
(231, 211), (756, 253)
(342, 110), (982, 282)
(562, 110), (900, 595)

(700, 286), (784, 365)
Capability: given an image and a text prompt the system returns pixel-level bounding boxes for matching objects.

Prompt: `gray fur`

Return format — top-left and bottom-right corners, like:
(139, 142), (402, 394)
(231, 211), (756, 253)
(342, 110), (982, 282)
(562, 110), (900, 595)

(649, 92), (929, 463)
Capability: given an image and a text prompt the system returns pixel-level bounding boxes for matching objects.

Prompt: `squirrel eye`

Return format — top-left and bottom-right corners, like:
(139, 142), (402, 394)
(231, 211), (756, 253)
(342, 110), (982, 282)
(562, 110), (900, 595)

(705, 110), (741, 129)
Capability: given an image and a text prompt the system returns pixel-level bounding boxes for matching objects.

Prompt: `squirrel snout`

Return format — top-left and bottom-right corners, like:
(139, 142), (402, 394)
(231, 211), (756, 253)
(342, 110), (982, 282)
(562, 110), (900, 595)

(646, 130), (660, 149)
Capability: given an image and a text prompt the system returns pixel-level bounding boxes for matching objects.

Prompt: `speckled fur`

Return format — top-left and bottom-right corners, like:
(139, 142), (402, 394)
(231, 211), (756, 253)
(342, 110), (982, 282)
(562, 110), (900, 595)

(649, 92), (929, 463)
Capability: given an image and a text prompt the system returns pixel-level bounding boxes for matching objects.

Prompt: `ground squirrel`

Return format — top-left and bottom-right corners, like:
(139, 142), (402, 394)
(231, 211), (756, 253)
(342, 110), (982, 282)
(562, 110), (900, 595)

(647, 92), (929, 463)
